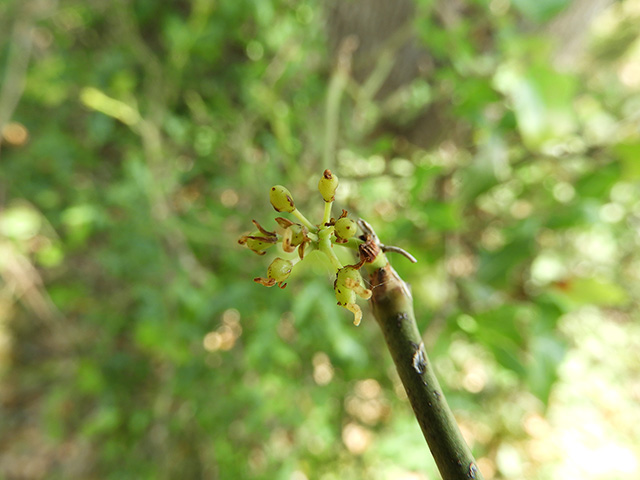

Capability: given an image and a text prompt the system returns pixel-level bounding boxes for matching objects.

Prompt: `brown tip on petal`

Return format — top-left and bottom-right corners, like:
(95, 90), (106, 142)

(275, 217), (295, 228)
(323, 169), (333, 179)
(254, 277), (276, 287)
(346, 304), (362, 326)
(252, 219), (276, 236)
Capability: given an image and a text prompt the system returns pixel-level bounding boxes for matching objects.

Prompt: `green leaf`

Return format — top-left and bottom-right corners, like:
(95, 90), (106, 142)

(575, 162), (621, 198)
(511, 0), (572, 22)
(473, 305), (528, 376)
(527, 335), (567, 405)
(614, 142), (640, 180)
(422, 201), (462, 231)
(477, 237), (534, 288)
(458, 158), (499, 203)
(81, 406), (121, 437)
(494, 62), (578, 149)
(558, 277), (629, 307)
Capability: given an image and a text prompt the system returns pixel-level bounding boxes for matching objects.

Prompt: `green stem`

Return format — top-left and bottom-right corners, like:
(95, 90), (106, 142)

(291, 208), (316, 232)
(341, 236), (365, 251)
(322, 200), (333, 225)
(318, 226), (343, 271)
(363, 257), (483, 480)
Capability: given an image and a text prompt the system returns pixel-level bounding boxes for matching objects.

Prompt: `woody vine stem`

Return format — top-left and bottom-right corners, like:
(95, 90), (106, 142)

(238, 170), (483, 480)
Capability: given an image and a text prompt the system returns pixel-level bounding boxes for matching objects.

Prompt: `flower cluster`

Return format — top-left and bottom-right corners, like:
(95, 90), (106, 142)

(238, 170), (372, 324)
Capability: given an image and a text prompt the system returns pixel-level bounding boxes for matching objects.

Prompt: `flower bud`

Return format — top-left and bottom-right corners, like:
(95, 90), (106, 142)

(334, 217), (356, 243)
(268, 257), (293, 282)
(245, 236), (273, 255)
(334, 267), (372, 325)
(282, 224), (308, 253)
(238, 230), (276, 255)
(334, 284), (363, 326)
(335, 282), (357, 307)
(337, 267), (372, 300)
(318, 169), (339, 202)
(254, 257), (293, 289)
(270, 185), (295, 213)
(336, 266), (361, 289)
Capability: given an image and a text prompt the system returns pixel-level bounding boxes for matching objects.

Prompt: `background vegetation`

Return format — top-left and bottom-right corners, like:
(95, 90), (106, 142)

(1, 0), (640, 478)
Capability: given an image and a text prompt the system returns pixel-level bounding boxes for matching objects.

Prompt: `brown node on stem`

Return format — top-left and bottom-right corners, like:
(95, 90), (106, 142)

(358, 234), (381, 265)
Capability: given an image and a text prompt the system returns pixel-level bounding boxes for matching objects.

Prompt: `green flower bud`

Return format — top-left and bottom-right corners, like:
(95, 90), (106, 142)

(255, 257), (293, 289)
(288, 224), (306, 246)
(334, 283), (362, 326)
(238, 229), (276, 255)
(336, 266), (361, 288)
(318, 169), (339, 202)
(268, 257), (293, 282)
(334, 266), (371, 325)
(246, 236), (273, 254)
(334, 217), (356, 243)
(335, 282), (357, 307)
(336, 266), (372, 300)
(270, 185), (295, 213)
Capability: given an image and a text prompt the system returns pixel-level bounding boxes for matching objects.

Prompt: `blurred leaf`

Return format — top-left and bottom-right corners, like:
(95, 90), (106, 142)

(473, 304), (528, 376)
(591, 16), (640, 62)
(544, 200), (600, 229)
(555, 277), (629, 307)
(76, 360), (105, 394)
(0, 203), (41, 240)
(477, 236), (535, 288)
(614, 142), (640, 180)
(526, 334), (567, 405)
(495, 62), (578, 149)
(422, 201), (462, 231)
(575, 162), (621, 198)
(510, 0), (572, 22)
(81, 406), (121, 438)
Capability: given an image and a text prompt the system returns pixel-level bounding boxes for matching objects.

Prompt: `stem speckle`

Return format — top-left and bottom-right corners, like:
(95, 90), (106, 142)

(412, 341), (427, 375)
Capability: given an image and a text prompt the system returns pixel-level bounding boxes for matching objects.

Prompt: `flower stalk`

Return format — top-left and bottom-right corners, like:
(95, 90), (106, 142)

(358, 221), (484, 480)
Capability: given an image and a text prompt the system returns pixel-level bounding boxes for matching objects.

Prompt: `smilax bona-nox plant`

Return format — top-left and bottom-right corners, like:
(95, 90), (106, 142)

(238, 170), (484, 480)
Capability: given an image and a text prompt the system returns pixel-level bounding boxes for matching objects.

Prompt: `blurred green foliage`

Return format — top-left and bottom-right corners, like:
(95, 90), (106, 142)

(1, 0), (640, 479)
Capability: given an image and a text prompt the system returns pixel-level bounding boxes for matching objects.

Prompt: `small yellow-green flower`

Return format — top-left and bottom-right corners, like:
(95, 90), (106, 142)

(238, 220), (278, 255)
(318, 169), (339, 202)
(270, 185), (296, 213)
(334, 266), (372, 325)
(254, 257), (293, 289)
(334, 216), (357, 243)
